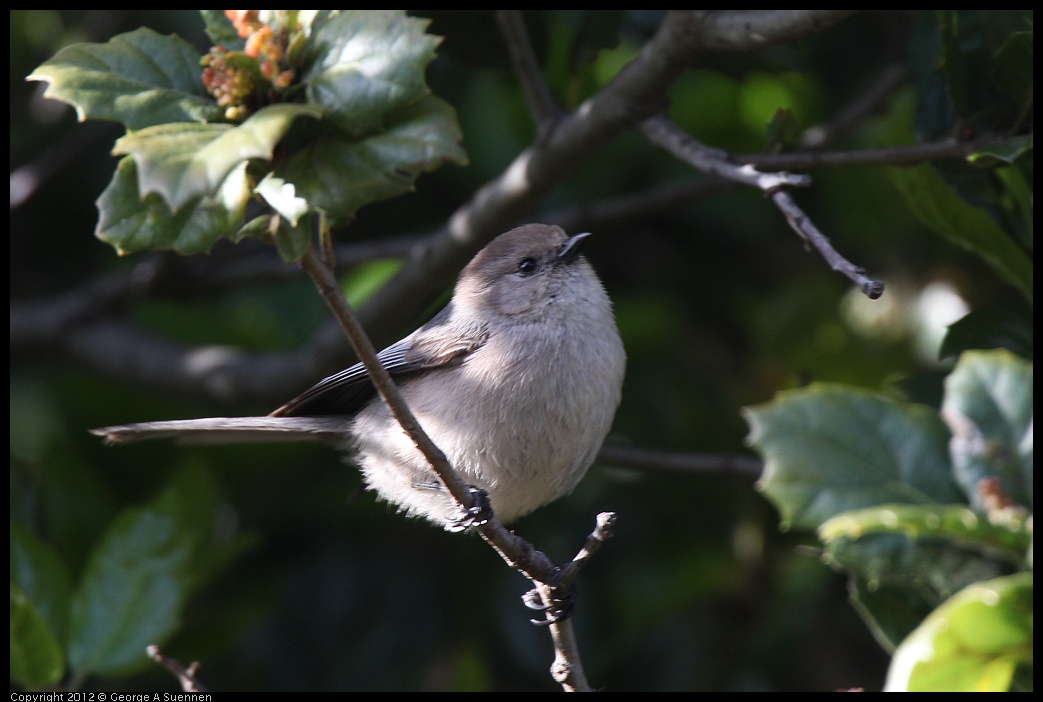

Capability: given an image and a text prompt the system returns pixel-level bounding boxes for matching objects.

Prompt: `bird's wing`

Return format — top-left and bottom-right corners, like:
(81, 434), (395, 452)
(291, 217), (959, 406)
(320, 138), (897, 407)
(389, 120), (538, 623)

(271, 310), (488, 417)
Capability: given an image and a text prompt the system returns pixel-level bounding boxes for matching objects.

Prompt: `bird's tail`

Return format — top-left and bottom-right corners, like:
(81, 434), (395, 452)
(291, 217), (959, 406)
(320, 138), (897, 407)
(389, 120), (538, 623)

(90, 416), (349, 446)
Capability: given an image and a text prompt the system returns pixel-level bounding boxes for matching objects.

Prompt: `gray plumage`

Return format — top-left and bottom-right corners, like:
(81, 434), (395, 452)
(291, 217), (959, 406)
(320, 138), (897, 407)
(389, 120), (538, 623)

(92, 223), (626, 527)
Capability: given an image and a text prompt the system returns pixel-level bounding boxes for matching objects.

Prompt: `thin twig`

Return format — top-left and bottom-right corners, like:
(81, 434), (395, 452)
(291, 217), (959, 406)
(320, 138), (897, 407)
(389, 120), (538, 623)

(797, 63), (907, 150)
(559, 511), (618, 584)
(597, 442), (763, 479)
(639, 114), (885, 298)
(738, 137), (976, 172)
(497, 10), (559, 127)
(298, 247), (566, 576)
(297, 247), (476, 513)
(298, 244), (610, 690)
(146, 645), (208, 693)
(770, 189), (884, 298)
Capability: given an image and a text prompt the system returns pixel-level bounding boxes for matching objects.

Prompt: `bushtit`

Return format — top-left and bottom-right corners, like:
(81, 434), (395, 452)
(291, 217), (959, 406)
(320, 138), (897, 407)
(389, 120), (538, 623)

(92, 224), (626, 528)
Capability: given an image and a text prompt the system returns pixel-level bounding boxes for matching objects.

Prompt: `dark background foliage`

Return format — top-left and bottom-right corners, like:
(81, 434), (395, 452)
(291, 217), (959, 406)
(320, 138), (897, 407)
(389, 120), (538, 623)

(11, 10), (1031, 691)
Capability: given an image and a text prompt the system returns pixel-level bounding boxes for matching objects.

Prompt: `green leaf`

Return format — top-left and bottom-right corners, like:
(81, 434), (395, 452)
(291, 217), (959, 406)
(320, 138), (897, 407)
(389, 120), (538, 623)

(745, 384), (963, 530)
(10, 584), (65, 689)
(26, 27), (221, 129)
(940, 308), (1033, 362)
(113, 103), (324, 211)
(96, 157), (251, 256)
(279, 95), (466, 224)
(847, 578), (937, 654)
(234, 213), (313, 264)
(66, 508), (193, 677)
(941, 350), (1033, 510)
(820, 504), (1030, 566)
(199, 10), (245, 51)
(832, 532), (1011, 654)
(10, 522), (72, 646)
(888, 163), (1033, 302)
(967, 134), (1033, 168)
(884, 572), (1032, 691)
(303, 10), (441, 133)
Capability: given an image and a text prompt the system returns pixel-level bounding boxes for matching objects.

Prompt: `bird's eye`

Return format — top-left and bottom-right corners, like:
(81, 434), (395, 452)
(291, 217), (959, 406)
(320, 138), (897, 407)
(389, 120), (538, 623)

(517, 257), (538, 276)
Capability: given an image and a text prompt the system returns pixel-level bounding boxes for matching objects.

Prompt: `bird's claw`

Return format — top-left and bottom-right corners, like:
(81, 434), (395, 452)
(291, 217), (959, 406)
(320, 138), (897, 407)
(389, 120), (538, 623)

(523, 584), (577, 626)
(446, 486), (493, 532)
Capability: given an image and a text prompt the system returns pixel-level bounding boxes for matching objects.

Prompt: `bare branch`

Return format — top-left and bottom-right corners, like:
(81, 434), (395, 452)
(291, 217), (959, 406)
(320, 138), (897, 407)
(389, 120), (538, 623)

(598, 442), (763, 479)
(640, 115), (812, 190)
(146, 645), (208, 693)
(770, 188), (885, 298)
(299, 246), (568, 596)
(797, 63), (907, 150)
(739, 137), (978, 172)
(355, 10), (861, 347)
(297, 247), (476, 513)
(497, 10), (559, 126)
(639, 115), (885, 298)
(686, 10), (858, 52)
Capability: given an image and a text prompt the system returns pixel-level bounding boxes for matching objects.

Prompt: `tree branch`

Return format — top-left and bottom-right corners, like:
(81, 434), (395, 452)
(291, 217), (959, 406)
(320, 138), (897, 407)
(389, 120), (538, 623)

(639, 114), (885, 298)
(15, 11), (876, 403)
(598, 442), (763, 479)
(354, 11), (861, 347)
(497, 10), (559, 126)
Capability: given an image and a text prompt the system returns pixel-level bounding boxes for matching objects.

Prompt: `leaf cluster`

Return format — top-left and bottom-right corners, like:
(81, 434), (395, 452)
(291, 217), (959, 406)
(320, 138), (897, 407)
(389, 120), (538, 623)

(27, 11), (466, 258)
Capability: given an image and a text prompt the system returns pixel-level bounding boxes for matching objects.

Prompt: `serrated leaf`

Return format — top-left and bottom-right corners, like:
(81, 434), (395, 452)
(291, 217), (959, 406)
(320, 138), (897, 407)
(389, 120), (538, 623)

(304, 10), (441, 133)
(11, 584), (65, 689)
(941, 350), (1033, 510)
(278, 95), (466, 224)
(96, 157), (251, 256)
(889, 163), (1033, 302)
(884, 572), (1032, 691)
(820, 504), (1029, 566)
(745, 384), (963, 530)
(66, 508), (193, 677)
(27, 27), (221, 129)
(113, 103), (323, 211)
(825, 529), (1008, 602)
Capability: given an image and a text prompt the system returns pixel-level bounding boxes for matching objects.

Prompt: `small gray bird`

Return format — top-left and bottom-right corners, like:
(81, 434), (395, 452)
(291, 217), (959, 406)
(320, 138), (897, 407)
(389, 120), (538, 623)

(92, 224), (627, 527)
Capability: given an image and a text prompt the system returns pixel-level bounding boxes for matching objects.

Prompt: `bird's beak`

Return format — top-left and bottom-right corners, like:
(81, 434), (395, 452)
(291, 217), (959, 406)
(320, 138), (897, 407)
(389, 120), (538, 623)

(557, 232), (592, 265)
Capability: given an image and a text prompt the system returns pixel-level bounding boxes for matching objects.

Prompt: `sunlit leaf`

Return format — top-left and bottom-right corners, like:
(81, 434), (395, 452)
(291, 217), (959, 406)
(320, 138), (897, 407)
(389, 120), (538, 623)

(255, 174), (310, 227)
(303, 10), (440, 134)
(278, 95), (466, 224)
(746, 384), (963, 530)
(884, 572), (1032, 691)
(820, 504), (1029, 566)
(113, 103), (323, 211)
(96, 157), (251, 255)
(27, 27), (221, 129)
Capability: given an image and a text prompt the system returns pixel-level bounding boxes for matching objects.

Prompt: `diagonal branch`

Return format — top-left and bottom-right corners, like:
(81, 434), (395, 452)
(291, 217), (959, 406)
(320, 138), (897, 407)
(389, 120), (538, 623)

(639, 114), (885, 298)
